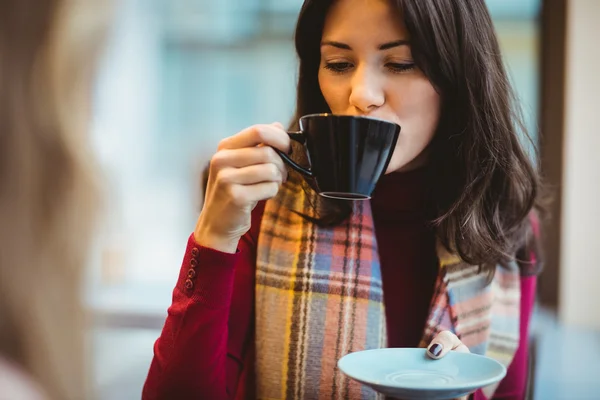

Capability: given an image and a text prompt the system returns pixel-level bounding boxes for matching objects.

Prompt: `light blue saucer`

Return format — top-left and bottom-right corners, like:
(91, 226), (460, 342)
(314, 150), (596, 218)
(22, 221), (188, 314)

(337, 348), (506, 400)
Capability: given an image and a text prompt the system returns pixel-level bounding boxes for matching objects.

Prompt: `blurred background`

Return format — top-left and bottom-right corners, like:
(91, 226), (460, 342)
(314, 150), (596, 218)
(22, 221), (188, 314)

(85, 0), (600, 398)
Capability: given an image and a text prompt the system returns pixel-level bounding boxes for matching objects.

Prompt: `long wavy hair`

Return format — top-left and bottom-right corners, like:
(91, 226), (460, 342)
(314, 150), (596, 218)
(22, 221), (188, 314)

(0, 0), (109, 398)
(289, 0), (544, 269)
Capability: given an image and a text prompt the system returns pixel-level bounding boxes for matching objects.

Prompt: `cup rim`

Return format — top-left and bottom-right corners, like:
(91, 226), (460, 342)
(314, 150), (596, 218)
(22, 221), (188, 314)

(299, 113), (400, 128)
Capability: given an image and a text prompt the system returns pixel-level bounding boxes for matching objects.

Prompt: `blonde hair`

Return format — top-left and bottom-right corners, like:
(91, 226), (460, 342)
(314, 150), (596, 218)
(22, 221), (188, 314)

(0, 0), (110, 398)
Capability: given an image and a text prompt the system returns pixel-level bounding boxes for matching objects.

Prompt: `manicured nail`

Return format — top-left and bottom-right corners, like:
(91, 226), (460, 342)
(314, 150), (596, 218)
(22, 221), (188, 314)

(428, 343), (442, 357)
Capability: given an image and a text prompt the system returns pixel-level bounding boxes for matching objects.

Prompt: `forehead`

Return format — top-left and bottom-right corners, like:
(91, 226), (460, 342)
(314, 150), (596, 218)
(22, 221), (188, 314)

(322, 0), (408, 41)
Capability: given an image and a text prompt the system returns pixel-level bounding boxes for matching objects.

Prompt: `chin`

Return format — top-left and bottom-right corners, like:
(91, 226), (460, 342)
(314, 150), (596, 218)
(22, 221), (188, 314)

(384, 161), (403, 174)
(384, 153), (407, 174)
(386, 157), (425, 174)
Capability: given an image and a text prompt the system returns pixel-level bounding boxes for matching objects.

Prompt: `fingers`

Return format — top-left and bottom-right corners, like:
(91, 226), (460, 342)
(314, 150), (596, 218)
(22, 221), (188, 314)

(210, 146), (287, 182)
(427, 330), (470, 360)
(227, 181), (281, 207)
(218, 123), (291, 154)
(216, 163), (285, 187)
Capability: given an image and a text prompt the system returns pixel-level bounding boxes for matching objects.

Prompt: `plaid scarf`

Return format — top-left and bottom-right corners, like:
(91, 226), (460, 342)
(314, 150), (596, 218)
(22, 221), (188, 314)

(256, 183), (523, 399)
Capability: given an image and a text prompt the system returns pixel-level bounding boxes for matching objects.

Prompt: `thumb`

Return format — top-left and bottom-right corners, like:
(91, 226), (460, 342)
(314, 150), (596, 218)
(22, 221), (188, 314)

(427, 330), (469, 360)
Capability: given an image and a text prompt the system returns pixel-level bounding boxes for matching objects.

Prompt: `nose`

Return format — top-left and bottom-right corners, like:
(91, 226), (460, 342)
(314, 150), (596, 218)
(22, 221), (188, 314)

(348, 65), (385, 114)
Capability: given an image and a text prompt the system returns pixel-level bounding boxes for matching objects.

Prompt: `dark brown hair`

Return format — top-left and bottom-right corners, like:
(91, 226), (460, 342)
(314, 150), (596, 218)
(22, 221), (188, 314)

(289, 0), (545, 268)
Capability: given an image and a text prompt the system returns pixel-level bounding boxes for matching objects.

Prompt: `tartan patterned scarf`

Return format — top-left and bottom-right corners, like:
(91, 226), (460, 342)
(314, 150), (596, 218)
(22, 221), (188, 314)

(256, 182), (522, 400)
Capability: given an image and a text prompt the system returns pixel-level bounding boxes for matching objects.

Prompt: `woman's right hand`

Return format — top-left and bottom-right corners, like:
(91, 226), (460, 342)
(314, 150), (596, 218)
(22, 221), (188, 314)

(194, 123), (290, 253)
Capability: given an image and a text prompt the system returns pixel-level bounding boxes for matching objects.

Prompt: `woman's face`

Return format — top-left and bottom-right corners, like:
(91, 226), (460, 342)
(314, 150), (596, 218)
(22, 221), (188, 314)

(318, 0), (441, 173)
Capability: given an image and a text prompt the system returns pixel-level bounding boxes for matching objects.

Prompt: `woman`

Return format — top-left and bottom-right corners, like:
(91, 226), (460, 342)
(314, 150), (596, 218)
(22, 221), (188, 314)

(143, 0), (543, 399)
(0, 0), (108, 399)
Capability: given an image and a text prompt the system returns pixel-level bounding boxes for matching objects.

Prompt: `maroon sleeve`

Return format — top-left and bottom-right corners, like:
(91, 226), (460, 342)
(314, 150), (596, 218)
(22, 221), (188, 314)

(472, 276), (537, 400)
(142, 202), (265, 400)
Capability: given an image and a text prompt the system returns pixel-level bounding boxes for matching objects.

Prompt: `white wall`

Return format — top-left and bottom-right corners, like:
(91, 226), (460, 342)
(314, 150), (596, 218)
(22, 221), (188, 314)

(559, 0), (600, 329)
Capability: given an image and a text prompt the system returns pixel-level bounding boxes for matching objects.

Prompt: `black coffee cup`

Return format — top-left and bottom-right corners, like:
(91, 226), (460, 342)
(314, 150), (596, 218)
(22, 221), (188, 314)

(274, 114), (400, 200)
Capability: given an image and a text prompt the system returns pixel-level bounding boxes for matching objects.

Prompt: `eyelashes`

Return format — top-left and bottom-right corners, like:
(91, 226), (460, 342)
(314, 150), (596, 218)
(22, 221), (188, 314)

(386, 63), (416, 73)
(323, 62), (416, 74)
(324, 62), (353, 73)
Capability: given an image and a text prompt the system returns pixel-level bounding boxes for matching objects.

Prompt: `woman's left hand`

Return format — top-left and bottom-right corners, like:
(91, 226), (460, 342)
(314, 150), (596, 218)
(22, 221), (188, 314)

(426, 330), (470, 359)
(426, 331), (471, 400)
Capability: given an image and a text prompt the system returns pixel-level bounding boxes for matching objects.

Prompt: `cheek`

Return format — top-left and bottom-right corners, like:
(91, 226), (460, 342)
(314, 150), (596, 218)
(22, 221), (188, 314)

(318, 72), (348, 113)
(386, 80), (441, 171)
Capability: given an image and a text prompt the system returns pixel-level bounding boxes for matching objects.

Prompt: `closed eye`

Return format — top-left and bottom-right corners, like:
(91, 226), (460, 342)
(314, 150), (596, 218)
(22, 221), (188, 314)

(324, 62), (353, 73)
(386, 63), (415, 73)
(323, 62), (416, 74)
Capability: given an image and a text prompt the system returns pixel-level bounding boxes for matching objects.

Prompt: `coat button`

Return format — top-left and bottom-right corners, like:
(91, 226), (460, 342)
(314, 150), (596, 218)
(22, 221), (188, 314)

(191, 248), (199, 257)
(187, 269), (196, 279)
(190, 258), (198, 267)
(184, 279), (194, 290)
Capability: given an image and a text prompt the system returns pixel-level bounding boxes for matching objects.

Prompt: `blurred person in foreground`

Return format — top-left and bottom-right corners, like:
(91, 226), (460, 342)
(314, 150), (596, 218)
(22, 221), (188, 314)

(0, 0), (109, 399)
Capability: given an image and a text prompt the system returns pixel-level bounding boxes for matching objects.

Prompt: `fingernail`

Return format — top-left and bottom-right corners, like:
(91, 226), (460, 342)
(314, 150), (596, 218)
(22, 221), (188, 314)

(428, 343), (442, 357)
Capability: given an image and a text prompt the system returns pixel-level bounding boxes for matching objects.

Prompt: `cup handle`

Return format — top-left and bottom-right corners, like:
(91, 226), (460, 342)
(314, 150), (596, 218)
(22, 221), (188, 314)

(273, 131), (314, 178)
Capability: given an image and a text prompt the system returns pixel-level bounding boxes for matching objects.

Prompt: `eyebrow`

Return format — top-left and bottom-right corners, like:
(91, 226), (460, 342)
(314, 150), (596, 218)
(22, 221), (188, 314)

(320, 39), (410, 51)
